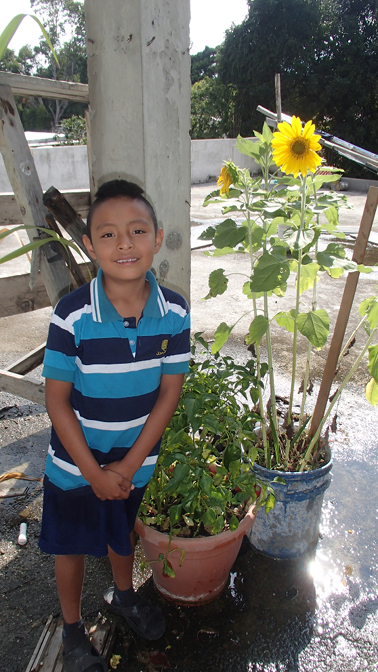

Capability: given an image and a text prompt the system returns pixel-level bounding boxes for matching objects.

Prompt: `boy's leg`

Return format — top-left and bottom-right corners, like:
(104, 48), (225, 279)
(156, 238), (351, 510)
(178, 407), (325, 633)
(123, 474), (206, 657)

(107, 531), (135, 590)
(55, 555), (85, 623)
(55, 555), (106, 671)
(104, 532), (166, 641)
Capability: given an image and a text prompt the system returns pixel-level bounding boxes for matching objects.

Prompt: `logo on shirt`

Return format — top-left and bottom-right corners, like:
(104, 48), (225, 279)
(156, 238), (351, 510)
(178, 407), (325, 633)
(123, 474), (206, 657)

(156, 339), (168, 356)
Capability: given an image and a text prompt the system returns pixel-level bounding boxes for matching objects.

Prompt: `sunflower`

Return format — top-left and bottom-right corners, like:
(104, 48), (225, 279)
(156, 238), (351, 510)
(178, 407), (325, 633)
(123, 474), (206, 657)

(271, 116), (322, 178)
(217, 165), (233, 195)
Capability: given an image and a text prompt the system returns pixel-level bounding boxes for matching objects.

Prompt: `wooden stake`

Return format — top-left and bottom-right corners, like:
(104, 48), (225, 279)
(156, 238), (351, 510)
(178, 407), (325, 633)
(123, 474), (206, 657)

(275, 74), (282, 124)
(309, 186), (378, 437)
(0, 84), (71, 307)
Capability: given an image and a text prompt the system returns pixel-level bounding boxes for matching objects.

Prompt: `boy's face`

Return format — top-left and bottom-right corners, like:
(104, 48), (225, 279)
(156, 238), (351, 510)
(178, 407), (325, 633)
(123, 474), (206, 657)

(83, 197), (163, 284)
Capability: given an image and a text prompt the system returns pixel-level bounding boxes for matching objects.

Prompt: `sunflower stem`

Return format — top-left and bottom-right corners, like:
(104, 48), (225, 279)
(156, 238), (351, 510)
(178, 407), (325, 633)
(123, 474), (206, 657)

(261, 150), (278, 438)
(245, 177), (269, 462)
(288, 175), (307, 424)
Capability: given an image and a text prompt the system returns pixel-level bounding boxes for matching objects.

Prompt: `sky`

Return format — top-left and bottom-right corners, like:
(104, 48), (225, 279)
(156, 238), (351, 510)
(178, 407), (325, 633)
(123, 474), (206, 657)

(2, 0), (249, 56)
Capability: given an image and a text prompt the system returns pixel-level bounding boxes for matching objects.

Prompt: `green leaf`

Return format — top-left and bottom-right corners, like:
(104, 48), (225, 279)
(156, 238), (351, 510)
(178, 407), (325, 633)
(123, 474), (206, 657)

(0, 236), (55, 265)
(283, 228), (315, 250)
(272, 476), (286, 484)
(367, 344), (378, 381)
(245, 315), (269, 345)
(212, 515), (225, 534)
(198, 225), (216, 241)
(297, 309), (329, 349)
(274, 310), (296, 333)
(202, 507), (216, 526)
(200, 472), (214, 496)
(169, 504), (182, 526)
(162, 559), (175, 578)
(298, 262), (320, 294)
(0, 14), (59, 64)
(210, 247), (239, 257)
(236, 135), (261, 159)
(265, 493), (275, 514)
(229, 514), (239, 531)
(317, 244), (357, 273)
(204, 268), (228, 299)
(249, 252), (290, 293)
(359, 297), (378, 329)
(213, 219), (246, 249)
(164, 463), (190, 493)
(366, 378), (378, 406)
(324, 205), (339, 227)
(212, 322), (233, 353)
(223, 443), (241, 471)
(183, 396), (201, 424)
(357, 264), (372, 274)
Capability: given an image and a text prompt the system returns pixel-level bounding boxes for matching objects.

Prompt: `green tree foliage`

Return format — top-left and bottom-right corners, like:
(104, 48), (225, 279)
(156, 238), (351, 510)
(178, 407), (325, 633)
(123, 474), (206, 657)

(30, 0), (87, 129)
(191, 46), (217, 83)
(314, 0), (378, 173)
(218, 0), (322, 137)
(217, 0), (378, 175)
(191, 76), (236, 139)
(0, 45), (35, 75)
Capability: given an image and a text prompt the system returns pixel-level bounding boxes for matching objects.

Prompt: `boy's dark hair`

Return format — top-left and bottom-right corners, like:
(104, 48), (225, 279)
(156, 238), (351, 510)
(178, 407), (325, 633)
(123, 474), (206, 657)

(86, 179), (158, 238)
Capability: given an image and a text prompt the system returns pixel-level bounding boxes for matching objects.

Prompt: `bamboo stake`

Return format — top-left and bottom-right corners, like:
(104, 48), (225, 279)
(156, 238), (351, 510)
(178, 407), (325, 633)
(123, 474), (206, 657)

(309, 186), (378, 438)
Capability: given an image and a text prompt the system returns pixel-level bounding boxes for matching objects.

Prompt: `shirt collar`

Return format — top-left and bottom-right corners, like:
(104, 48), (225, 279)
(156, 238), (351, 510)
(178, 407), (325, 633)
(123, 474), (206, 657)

(90, 269), (167, 323)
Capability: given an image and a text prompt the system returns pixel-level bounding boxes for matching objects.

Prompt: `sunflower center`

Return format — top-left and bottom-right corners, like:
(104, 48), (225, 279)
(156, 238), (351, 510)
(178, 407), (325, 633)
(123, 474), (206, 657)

(291, 139), (307, 157)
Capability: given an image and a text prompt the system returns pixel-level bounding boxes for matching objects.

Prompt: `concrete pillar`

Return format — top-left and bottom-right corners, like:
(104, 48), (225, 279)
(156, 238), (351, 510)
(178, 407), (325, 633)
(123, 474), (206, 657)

(84, 0), (191, 301)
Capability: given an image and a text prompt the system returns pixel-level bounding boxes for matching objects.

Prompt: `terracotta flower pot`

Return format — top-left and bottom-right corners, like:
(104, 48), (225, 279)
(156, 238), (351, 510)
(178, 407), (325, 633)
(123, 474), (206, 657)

(135, 506), (256, 605)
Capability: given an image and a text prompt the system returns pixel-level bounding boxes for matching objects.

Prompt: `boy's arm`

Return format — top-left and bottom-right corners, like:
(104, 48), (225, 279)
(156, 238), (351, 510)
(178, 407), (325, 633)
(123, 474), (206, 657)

(105, 373), (185, 483)
(45, 378), (133, 501)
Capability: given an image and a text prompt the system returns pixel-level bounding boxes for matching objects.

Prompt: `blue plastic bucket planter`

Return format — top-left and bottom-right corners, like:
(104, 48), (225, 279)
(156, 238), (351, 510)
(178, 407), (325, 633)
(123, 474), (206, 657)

(248, 450), (332, 559)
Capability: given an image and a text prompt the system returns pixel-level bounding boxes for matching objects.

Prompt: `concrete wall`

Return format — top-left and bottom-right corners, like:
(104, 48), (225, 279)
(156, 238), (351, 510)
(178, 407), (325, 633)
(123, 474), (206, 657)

(0, 138), (259, 193)
(191, 138), (259, 183)
(0, 144), (89, 193)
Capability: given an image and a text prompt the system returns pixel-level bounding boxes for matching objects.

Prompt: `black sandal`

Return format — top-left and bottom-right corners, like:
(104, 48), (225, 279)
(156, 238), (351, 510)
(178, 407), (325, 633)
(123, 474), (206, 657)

(103, 586), (166, 640)
(62, 633), (107, 672)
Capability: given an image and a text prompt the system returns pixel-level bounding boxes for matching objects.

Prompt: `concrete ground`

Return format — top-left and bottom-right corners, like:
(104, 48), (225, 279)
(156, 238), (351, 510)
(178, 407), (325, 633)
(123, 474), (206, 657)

(0, 184), (377, 671)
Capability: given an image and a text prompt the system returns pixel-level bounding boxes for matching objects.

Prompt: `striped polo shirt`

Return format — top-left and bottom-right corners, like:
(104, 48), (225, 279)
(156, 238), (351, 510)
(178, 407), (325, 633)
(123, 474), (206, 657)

(42, 269), (190, 493)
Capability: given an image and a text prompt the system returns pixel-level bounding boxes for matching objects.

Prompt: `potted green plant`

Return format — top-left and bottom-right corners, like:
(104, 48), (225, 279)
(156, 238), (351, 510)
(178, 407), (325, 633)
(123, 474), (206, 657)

(135, 336), (275, 604)
(196, 118), (378, 558)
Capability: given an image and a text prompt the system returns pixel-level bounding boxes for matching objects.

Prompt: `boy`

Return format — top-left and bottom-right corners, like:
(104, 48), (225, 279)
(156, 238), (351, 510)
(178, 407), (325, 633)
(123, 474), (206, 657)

(39, 180), (190, 672)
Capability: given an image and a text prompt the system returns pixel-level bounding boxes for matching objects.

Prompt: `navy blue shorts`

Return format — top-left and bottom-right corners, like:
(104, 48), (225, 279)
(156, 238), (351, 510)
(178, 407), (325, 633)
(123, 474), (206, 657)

(39, 485), (146, 557)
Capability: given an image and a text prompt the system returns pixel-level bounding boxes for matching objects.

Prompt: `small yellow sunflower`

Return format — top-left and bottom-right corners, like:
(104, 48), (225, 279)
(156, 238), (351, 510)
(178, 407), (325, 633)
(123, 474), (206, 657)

(271, 116), (322, 178)
(217, 165), (233, 195)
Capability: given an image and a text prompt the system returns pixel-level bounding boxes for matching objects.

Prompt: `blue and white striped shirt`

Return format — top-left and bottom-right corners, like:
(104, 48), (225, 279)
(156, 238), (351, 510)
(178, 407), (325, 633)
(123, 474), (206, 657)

(42, 269), (190, 493)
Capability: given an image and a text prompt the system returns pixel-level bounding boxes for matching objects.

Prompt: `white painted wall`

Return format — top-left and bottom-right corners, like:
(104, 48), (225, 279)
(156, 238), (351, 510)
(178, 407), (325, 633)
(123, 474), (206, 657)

(191, 138), (259, 183)
(0, 138), (259, 193)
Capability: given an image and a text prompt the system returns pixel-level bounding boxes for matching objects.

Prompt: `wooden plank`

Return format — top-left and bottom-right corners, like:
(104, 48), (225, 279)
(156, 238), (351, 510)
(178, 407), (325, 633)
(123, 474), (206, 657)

(43, 187), (94, 264)
(0, 265), (92, 318)
(6, 343), (46, 375)
(309, 186), (378, 437)
(0, 369), (45, 405)
(0, 190), (91, 227)
(0, 84), (72, 307)
(44, 210), (88, 287)
(41, 624), (63, 672)
(25, 615), (55, 672)
(25, 617), (115, 672)
(0, 72), (89, 103)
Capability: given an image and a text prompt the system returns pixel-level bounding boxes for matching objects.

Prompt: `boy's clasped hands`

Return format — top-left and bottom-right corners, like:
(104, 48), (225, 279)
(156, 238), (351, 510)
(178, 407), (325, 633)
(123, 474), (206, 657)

(91, 461), (135, 501)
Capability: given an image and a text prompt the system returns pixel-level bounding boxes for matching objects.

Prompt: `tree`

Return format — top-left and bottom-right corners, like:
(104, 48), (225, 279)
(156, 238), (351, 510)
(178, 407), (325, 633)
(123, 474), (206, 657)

(191, 46), (217, 83)
(191, 76), (236, 138)
(218, 0), (323, 137)
(313, 0), (378, 173)
(217, 0), (378, 175)
(0, 45), (35, 75)
(30, 0), (87, 129)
